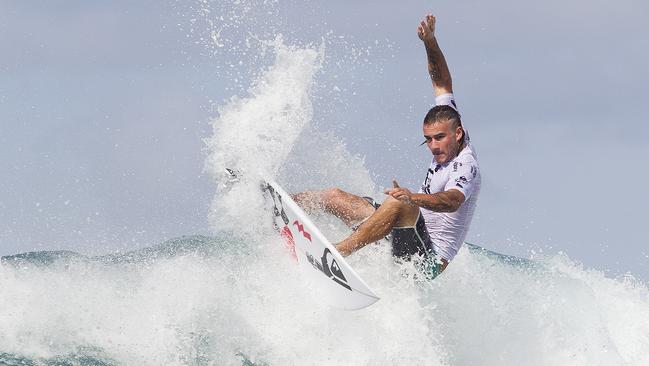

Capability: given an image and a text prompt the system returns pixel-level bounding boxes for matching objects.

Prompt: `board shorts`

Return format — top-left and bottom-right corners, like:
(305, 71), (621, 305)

(361, 197), (443, 280)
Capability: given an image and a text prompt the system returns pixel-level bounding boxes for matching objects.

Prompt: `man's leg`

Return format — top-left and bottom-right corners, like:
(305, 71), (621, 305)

(336, 196), (420, 256)
(292, 188), (376, 227)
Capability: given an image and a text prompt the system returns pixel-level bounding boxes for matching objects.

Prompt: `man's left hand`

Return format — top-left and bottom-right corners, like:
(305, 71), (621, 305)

(384, 180), (413, 204)
(417, 14), (436, 44)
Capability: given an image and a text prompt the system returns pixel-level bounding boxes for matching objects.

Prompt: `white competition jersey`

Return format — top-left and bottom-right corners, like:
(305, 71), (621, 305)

(419, 93), (481, 261)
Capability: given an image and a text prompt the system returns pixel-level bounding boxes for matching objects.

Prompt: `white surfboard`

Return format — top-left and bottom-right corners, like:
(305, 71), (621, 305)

(262, 179), (380, 310)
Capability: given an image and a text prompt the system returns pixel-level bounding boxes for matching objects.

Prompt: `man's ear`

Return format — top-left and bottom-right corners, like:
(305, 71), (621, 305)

(456, 126), (464, 144)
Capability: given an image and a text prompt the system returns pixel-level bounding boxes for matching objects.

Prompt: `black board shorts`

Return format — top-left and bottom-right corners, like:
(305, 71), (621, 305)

(362, 197), (436, 259)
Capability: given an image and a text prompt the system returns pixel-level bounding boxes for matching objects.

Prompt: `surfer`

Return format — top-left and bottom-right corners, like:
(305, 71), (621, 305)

(293, 14), (481, 276)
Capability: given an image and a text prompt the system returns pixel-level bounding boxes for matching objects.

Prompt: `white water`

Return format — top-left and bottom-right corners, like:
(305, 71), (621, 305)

(2, 236), (648, 365)
(203, 37), (375, 238)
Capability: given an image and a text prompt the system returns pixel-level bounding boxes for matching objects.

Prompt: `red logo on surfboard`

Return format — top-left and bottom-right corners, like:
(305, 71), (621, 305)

(280, 225), (297, 261)
(293, 220), (312, 242)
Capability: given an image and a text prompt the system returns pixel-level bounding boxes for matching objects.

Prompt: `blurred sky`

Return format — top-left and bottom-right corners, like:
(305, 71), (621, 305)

(1, 0), (648, 281)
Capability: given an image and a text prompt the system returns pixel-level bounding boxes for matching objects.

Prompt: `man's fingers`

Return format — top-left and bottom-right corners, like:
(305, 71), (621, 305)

(425, 14), (435, 31)
(383, 188), (401, 197)
(418, 15), (435, 40)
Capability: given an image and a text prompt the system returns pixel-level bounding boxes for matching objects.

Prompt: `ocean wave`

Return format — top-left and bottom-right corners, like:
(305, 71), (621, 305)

(1, 234), (647, 365)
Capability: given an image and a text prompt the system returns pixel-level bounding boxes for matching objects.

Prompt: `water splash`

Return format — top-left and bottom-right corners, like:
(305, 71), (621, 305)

(203, 36), (323, 237)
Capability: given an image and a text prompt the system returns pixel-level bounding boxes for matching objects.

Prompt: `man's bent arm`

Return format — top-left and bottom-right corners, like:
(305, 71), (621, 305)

(411, 189), (464, 213)
(418, 14), (453, 96)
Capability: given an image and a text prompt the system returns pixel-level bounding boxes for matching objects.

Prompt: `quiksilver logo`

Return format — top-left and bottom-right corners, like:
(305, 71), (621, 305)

(305, 248), (351, 291)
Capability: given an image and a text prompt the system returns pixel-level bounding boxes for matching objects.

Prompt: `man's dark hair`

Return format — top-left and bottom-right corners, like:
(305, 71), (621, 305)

(423, 105), (462, 128)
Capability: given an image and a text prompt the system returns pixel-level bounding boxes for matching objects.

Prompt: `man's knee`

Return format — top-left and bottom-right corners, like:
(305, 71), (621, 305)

(382, 195), (408, 209)
(320, 188), (375, 223)
(381, 196), (419, 226)
(320, 187), (348, 206)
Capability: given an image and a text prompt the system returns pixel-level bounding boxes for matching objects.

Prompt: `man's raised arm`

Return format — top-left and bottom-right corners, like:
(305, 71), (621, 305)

(417, 14), (453, 96)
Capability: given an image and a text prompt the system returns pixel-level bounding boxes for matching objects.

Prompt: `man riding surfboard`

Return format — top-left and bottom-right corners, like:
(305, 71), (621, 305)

(293, 13), (481, 277)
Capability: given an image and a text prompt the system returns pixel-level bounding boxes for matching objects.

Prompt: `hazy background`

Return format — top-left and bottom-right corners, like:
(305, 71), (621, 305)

(1, 0), (648, 281)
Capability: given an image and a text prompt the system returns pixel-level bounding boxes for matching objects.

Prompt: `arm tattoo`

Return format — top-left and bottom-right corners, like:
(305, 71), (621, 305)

(424, 38), (452, 89)
(426, 42), (444, 83)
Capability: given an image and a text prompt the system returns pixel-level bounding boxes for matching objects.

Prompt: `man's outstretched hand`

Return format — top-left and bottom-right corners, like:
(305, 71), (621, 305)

(417, 13), (436, 43)
(384, 180), (413, 204)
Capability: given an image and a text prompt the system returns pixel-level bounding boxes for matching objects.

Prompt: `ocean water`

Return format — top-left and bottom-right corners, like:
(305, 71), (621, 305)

(2, 235), (649, 365)
(2, 3), (649, 365)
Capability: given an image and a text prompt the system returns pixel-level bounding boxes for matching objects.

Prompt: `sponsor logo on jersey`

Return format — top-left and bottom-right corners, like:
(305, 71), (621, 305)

(422, 166), (441, 194)
(455, 175), (468, 189)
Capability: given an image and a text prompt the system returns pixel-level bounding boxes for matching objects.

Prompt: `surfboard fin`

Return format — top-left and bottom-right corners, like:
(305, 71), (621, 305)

(220, 168), (242, 192)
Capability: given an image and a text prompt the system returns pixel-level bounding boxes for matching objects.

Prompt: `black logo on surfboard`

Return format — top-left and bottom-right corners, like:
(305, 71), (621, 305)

(305, 248), (351, 291)
(264, 183), (289, 227)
